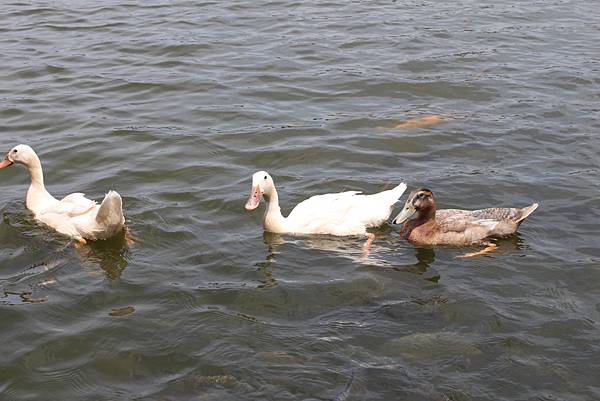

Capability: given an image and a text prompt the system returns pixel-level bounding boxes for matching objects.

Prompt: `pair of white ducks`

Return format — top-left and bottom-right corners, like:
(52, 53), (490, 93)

(1, 145), (537, 251)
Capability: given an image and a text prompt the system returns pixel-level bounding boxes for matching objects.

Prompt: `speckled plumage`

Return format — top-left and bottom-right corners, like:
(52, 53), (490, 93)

(393, 189), (538, 246)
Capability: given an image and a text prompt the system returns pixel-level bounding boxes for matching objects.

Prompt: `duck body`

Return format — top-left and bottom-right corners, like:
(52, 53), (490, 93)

(393, 188), (538, 246)
(0, 144), (125, 242)
(245, 171), (407, 236)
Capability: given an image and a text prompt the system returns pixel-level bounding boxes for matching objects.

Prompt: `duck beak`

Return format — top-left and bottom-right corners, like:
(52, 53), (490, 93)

(0, 156), (13, 169)
(245, 185), (262, 211)
(392, 201), (417, 224)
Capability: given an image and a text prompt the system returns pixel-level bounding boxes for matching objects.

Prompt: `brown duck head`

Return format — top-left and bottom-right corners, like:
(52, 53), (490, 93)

(392, 188), (436, 227)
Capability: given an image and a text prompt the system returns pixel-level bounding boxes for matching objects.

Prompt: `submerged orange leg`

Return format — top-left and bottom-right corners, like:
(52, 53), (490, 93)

(362, 233), (376, 256)
(72, 237), (87, 249)
(124, 227), (136, 246)
(458, 242), (497, 258)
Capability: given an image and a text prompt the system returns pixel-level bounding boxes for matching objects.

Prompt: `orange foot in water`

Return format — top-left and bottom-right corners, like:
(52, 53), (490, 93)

(458, 242), (498, 258)
(71, 237), (87, 249)
(124, 227), (136, 246)
(362, 233), (376, 257)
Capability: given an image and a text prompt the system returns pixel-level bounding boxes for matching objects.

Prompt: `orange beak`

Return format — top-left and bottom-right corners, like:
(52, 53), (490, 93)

(245, 185), (262, 211)
(0, 156), (13, 169)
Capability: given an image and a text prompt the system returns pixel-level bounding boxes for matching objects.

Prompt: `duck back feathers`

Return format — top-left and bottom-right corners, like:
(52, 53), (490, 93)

(397, 188), (538, 245)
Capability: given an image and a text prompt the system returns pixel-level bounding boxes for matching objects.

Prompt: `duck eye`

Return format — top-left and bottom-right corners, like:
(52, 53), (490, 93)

(13, 149), (17, 153)
(264, 176), (267, 180)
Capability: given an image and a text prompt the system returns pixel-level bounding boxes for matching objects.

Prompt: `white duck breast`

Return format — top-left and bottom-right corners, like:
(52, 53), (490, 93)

(0, 144), (125, 242)
(245, 170), (407, 236)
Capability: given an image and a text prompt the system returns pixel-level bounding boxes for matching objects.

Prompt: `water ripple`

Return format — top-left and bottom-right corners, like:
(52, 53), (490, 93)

(1, 0), (599, 400)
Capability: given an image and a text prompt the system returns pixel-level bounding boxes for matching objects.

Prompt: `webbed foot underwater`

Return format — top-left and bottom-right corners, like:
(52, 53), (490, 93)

(393, 188), (538, 247)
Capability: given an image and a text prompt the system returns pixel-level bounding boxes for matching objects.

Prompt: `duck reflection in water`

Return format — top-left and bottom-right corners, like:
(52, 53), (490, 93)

(73, 231), (131, 279)
(255, 231), (390, 289)
(0, 234), (131, 306)
(258, 231), (442, 285)
(260, 230), (393, 268)
(394, 232), (528, 277)
(393, 246), (436, 276)
(259, 230), (529, 286)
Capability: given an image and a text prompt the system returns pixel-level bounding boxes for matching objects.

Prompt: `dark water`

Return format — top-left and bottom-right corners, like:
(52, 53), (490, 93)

(1, 1), (599, 400)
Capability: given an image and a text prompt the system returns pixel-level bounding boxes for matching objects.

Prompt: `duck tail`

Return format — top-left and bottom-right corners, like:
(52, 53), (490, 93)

(96, 190), (125, 229)
(517, 202), (539, 223)
(385, 182), (408, 203)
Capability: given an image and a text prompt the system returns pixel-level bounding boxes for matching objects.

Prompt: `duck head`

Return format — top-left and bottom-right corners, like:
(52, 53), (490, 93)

(245, 170), (275, 211)
(393, 188), (436, 224)
(0, 144), (37, 169)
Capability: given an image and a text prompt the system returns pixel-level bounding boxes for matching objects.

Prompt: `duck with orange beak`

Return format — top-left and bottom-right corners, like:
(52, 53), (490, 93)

(0, 144), (126, 243)
(0, 152), (14, 168)
(245, 170), (407, 239)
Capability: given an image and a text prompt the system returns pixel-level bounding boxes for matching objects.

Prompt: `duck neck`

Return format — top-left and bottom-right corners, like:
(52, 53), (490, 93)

(25, 155), (54, 212)
(401, 206), (436, 239)
(262, 186), (288, 233)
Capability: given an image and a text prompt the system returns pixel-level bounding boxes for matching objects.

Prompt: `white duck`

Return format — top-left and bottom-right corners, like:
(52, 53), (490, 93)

(0, 144), (125, 243)
(245, 171), (407, 236)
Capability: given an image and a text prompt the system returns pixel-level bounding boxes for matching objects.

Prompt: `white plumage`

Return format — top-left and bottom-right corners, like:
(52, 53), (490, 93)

(245, 171), (407, 236)
(0, 144), (125, 242)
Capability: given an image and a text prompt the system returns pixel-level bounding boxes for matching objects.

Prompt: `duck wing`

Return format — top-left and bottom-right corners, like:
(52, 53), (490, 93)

(440, 204), (538, 222)
(436, 203), (539, 240)
(286, 191), (364, 233)
(434, 213), (500, 244)
(56, 193), (97, 217)
(284, 183), (406, 235)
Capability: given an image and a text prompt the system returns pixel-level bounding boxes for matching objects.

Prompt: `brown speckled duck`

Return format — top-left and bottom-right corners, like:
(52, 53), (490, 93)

(393, 188), (538, 255)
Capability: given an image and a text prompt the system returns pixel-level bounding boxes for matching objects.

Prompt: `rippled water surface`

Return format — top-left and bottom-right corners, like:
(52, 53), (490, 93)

(1, 1), (599, 400)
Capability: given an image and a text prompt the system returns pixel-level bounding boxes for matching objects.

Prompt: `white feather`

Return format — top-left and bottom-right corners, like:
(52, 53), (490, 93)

(4, 145), (125, 241)
(247, 171), (406, 236)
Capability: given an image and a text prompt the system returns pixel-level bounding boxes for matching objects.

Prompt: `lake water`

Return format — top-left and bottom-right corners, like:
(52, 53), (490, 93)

(1, 1), (599, 400)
